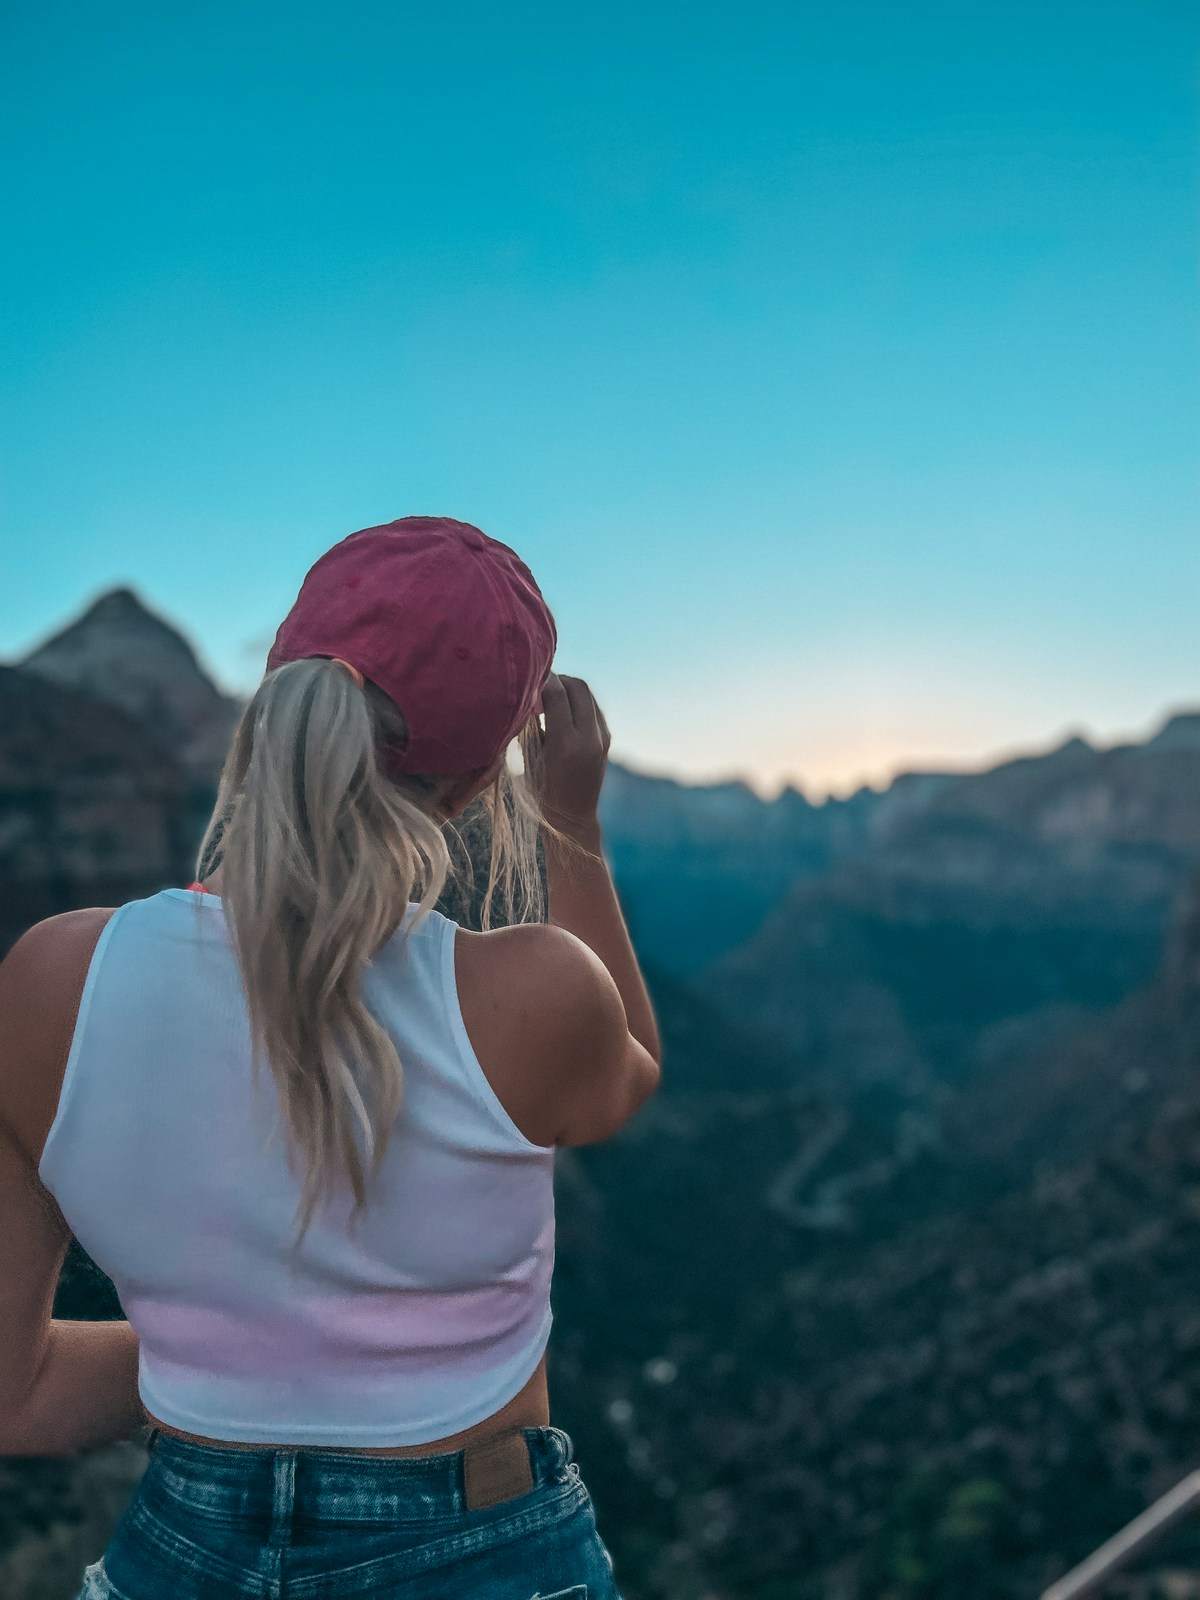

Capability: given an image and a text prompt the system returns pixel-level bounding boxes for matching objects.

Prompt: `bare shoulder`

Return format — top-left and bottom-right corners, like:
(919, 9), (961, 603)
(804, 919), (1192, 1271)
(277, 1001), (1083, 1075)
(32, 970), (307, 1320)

(459, 921), (658, 1148)
(468, 918), (601, 976)
(0, 908), (117, 996)
(465, 920), (624, 1034)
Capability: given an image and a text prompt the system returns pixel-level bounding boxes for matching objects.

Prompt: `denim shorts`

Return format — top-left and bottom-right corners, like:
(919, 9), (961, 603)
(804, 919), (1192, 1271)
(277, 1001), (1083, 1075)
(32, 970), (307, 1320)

(76, 1425), (623, 1599)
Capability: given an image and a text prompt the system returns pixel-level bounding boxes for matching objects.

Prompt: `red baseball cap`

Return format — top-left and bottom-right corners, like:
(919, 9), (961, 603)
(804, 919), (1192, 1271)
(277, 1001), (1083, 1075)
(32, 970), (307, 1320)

(266, 516), (557, 777)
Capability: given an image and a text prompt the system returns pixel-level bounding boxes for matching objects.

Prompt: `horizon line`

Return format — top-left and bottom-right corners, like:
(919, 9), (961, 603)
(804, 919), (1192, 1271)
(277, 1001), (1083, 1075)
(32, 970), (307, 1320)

(4, 581), (1197, 810)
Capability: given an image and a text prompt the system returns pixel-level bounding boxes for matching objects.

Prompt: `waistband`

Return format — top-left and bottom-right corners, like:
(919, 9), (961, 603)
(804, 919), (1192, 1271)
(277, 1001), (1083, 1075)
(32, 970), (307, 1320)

(145, 1424), (575, 1516)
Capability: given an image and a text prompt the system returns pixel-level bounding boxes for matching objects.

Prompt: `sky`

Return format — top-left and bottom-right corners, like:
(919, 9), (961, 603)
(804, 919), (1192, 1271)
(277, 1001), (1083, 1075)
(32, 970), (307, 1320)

(1, 1), (1196, 801)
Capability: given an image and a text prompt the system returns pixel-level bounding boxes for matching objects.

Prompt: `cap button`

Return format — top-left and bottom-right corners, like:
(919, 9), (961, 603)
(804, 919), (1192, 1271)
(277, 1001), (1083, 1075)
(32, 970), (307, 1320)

(459, 526), (487, 551)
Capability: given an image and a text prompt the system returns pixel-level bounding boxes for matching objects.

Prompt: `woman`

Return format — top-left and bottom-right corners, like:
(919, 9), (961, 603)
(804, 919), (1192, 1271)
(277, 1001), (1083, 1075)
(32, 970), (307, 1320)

(0, 516), (662, 1598)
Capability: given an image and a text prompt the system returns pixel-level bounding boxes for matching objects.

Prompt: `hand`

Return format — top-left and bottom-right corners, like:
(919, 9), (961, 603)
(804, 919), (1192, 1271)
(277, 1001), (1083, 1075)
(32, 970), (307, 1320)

(537, 672), (611, 835)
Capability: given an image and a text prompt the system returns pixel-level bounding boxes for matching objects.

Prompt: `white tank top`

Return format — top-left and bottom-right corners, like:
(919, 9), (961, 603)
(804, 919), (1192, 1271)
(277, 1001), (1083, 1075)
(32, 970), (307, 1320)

(38, 886), (556, 1447)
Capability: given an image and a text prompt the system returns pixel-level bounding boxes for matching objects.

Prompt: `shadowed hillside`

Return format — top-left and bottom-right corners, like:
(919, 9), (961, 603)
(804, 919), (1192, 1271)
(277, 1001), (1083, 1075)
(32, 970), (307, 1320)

(523, 876), (1200, 1599)
(702, 720), (1200, 1109)
(0, 667), (194, 953)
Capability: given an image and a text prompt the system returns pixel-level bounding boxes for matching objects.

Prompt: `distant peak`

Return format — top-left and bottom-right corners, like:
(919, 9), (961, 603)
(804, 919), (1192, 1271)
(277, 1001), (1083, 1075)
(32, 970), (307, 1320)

(776, 782), (813, 808)
(95, 584), (142, 605)
(22, 585), (196, 663)
(80, 586), (164, 623)
(17, 582), (227, 711)
(1148, 710), (1200, 752)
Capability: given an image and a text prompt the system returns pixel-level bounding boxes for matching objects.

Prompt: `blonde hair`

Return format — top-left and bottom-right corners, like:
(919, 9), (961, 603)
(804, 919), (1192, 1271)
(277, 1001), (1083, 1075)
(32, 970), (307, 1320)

(193, 658), (589, 1251)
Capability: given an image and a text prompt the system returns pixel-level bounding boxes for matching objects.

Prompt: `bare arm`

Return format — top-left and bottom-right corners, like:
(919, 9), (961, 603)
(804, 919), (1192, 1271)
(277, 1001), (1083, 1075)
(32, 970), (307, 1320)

(542, 817), (660, 1068)
(536, 670), (660, 1066)
(0, 912), (146, 1457)
(531, 672), (662, 1145)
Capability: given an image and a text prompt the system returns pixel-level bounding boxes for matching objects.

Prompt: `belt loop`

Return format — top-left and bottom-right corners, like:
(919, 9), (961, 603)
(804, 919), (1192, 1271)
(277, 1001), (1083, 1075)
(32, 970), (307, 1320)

(463, 1427), (534, 1511)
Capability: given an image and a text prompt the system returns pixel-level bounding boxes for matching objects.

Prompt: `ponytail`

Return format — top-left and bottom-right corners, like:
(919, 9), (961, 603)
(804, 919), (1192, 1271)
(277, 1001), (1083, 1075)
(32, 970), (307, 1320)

(194, 658), (587, 1251)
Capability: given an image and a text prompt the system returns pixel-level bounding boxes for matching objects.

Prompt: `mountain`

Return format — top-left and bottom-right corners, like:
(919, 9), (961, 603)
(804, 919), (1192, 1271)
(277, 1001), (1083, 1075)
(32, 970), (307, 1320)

(18, 588), (244, 782)
(596, 720), (1200, 988)
(946, 878), (1200, 1168)
(2, 588), (1199, 1600)
(0, 585), (250, 954)
(1146, 711), (1200, 753)
(0, 667), (195, 955)
(3, 586), (920, 972)
(596, 764), (892, 977)
(701, 722), (1200, 1107)
(546, 877), (1200, 1600)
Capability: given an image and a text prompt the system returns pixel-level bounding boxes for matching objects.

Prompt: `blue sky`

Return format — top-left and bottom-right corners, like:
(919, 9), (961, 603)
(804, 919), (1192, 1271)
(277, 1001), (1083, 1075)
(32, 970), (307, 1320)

(1, 1), (1196, 799)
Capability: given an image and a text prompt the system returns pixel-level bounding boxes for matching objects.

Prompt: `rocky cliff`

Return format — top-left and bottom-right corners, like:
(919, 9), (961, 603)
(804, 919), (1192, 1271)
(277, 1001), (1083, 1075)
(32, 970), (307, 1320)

(19, 587), (244, 782)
